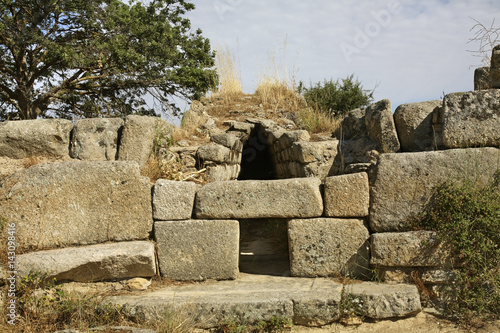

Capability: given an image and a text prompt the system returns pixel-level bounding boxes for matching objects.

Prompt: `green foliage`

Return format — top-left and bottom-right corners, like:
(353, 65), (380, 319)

(297, 74), (374, 117)
(415, 171), (500, 324)
(0, 0), (216, 120)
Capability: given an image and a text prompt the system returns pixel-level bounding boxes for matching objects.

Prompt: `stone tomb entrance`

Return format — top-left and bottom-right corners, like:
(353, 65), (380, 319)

(238, 124), (277, 180)
(238, 219), (290, 276)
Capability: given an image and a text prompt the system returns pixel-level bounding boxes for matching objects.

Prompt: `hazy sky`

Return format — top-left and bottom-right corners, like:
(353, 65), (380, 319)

(185, 0), (500, 111)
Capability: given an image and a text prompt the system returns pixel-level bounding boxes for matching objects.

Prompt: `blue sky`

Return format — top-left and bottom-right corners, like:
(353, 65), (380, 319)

(185, 0), (500, 111)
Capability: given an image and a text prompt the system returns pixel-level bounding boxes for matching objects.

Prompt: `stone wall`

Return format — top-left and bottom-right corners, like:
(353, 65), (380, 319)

(0, 82), (499, 326)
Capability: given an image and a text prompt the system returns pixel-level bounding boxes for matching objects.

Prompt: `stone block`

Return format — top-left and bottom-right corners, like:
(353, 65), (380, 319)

(70, 118), (124, 161)
(16, 241), (156, 282)
(155, 220), (239, 281)
(371, 231), (452, 267)
(0, 119), (72, 159)
(197, 144), (232, 163)
(205, 164), (240, 182)
(369, 148), (499, 231)
(491, 45), (500, 88)
(341, 108), (366, 140)
(210, 133), (243, 152)
(288, 218), (370, 278)
(474, 66), (490, 90)
(393, 100), (442, 152)
(152, 179), (199, 220)
(440, 90), (500, 148)
(365, 99), (400, 153)
(118, 115), (171, 167)
(277, 130), (310, 149)
(324, 172), (369, 217)
(343, 282), (421, 319)
(292, 141), (338, 164)
(0, 161), (153, 251)
(195, 178), (323, 219)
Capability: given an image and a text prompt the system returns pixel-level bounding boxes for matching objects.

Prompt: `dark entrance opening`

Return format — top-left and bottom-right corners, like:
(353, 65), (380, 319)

(239, 219), (290, 276)
(238, 124), (276, 180)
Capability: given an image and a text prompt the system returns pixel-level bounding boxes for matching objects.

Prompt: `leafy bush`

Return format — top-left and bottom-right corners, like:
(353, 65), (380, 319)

(297, 75), (374, 117)
(415, 171), (500, 324)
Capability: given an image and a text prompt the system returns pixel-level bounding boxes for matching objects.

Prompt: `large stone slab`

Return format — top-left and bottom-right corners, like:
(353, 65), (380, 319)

(0, 161), (153, 251)
(371, 231), (452, 267)
(365, 99), (400, 153)
(70, 118), (124, 161)
(16, 241), (156, 282)
(118, 115), (171, 167)
(394, 100), (442, 152)
(440, 90), (500, 148)
(369, 148), (500, 232)
(324, 172), (369, 217)
(343, 282), (421, 319)
(0, 119), (72, 159)
(106, 274), (342, 328)
(288, 218), (370, 278)
(155, 220), (239, 281)
(195, 178), (323, 219)
(152, 179), (199, 220)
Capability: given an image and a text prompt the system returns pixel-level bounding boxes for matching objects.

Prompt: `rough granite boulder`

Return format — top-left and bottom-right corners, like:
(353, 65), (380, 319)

(118, 115), (171, 167)
(195, 178), (323, 219)
(155, 220), (239, 281)
(343, 282), (421, 319)
(440, 90), (500, 148)
(0, 161), (153, 251)
(474, 66), (490, 90)
(288, 218), (370, 278)
(394, 100), (442, 152)
(16, 241), (156, 282)
(365, 99), (400, 153)
(152, 179), (199, 220)
(324, 172), (369, 217)
(70, 118), (124, 161)
(0, 119), (72, 159)
(491, 44), (500, 88)
(371, 231), (452, 267)
(369, 148), (499, 232)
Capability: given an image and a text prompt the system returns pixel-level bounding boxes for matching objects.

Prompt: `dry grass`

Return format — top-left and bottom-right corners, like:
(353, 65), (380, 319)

(211, 44), (244, 102)
(141, 154), (206, 184)
(296, 107), (342, 134)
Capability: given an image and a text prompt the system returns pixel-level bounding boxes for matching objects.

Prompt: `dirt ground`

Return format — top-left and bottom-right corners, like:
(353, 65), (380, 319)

(293, 311), (500, 333)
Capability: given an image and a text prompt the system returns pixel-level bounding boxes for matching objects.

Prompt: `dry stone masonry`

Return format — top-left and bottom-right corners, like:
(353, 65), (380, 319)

(1, 60), (500, 328)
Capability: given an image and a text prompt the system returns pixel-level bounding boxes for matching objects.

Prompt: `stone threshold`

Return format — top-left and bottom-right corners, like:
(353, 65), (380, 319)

(106, 273), (421, 329)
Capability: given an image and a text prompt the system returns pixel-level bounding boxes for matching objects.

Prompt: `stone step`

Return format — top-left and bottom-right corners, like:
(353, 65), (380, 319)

(105, 274), (421, 329)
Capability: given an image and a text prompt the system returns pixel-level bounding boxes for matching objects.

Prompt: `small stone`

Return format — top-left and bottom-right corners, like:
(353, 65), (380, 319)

(125, 278), (151, 291)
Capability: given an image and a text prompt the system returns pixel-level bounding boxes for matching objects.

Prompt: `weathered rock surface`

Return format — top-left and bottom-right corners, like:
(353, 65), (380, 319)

(288, 218), (370, 278)
(152, 179), (199, 220)
(491, 44), (500, 88)
(118, 115), (171, 167)
(343, 282), (421, 319)
(365, 99), (400, 153)
(371, 231), (452, 267)
(16, 241), (156, 282)
(0, 161), (153, 251)
(324, 173), (369, 217)
(0, 119), (72, 159)
(195, 178), (323, 219)
(70, 118), (124, 161)
(204, 163), (241, 182)
(197, 144), (234, 163)
(155, 220), (239, 281)
(369, 148), (499, 232)
(341, 108), (367, 140)
(474, 66), (490, 90)
(440, 90), (500, 148)
(394, 100), (442, 152)
(55, 327), (156, 333)
(107, 274), (342, 328)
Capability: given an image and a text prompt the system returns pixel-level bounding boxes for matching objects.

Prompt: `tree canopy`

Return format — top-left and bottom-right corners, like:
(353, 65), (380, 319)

(0, 0), (216, 120)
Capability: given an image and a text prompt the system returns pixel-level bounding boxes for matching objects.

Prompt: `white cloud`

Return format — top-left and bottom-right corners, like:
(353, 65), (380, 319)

(187, 0), (500, 109)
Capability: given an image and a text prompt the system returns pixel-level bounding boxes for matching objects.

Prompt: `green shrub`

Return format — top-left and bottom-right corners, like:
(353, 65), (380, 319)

(415, 171), (500, 324)
(297, 75), (374, 117)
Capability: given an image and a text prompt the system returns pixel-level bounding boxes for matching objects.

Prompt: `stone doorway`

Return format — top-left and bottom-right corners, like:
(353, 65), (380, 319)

(238, 124), (277, 180)
(239, 219), (290, 276)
